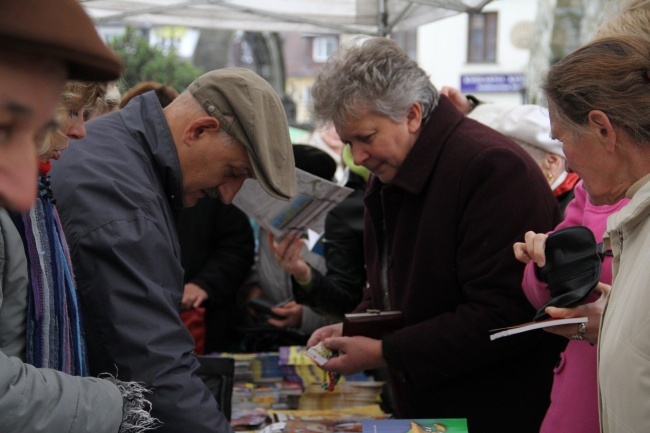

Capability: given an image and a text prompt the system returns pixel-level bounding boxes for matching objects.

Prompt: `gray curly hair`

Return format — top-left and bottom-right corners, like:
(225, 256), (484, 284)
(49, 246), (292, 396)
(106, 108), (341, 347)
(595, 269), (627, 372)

(311, 37), (438, 128)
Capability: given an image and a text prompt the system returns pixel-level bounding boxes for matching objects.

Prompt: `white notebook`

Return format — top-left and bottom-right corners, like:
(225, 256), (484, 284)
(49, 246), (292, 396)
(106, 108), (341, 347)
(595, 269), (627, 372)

(490, 317), (588, 341)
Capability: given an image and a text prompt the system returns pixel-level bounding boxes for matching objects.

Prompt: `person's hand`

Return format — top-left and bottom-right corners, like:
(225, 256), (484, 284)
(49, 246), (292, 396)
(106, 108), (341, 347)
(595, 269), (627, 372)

(307, 323), (343, 347)
(181, 282), (209, 310)
(543, 282), (611, 345)
(268, 300), (303, 328)
(319, 336), (387, 376)
(440, 86), (473, 115)
(513, 230), (549, 267)
(267, 231), (312, 282)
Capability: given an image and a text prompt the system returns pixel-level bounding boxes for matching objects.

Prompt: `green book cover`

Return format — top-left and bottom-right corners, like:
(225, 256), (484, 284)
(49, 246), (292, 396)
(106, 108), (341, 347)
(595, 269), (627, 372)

(362, 418), (469, 433)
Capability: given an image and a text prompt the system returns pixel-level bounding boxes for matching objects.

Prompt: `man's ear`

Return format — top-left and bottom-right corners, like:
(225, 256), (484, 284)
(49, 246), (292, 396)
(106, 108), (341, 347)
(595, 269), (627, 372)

(587, 110), (617, 150)
(406, 101), (423, 133)
(183, 116), (221, 145)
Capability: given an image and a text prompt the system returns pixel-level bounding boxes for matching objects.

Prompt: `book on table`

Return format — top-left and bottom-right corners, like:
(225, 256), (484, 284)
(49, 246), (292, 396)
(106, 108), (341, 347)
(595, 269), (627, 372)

(264, 405), (388, 433)
(362, 418), (469, 433)
(489, 316), (588, 341)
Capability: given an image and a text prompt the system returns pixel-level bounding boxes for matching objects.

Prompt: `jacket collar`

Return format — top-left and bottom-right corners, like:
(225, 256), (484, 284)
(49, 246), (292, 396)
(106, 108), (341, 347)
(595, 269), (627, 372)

(121, 92), (185, 211)
(626, 173), (650, 199)
(606, 174), (650, 235)
(368, 95), (464, 195)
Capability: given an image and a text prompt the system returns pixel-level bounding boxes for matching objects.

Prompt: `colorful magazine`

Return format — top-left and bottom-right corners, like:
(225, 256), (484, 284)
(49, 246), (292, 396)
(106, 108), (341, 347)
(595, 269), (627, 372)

(233, 168), (352, 239)
(362, 419), (469, 433)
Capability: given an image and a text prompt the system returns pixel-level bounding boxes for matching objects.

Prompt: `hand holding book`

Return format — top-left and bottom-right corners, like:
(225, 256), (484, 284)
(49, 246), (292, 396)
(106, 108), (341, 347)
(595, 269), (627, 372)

(305, 319), (391, 377)
(490, 317), (588, 341)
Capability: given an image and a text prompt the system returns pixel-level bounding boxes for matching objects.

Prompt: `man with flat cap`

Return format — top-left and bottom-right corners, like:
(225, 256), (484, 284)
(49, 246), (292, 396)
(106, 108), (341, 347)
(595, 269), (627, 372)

(0, 0), (161, 432)
(50, 68), (296, 433)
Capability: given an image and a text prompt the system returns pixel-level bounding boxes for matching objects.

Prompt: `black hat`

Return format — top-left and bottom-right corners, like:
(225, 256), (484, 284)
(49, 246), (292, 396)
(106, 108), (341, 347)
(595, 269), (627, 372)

(534, 226), (602, 321)
(292, 144), (337, 181)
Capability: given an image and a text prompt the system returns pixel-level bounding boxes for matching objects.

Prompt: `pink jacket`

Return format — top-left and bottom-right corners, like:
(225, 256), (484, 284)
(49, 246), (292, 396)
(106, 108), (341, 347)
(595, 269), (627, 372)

(522, 181), (629, 433)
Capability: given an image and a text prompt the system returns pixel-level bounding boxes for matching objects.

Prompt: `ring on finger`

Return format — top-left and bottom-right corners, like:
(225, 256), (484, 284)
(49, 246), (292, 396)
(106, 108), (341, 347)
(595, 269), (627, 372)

(569, 322), (587, 341)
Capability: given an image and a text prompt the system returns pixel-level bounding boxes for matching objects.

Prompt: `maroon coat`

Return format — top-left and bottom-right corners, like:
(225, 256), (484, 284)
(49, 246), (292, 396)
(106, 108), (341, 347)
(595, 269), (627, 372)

(358, 97), (566, 433)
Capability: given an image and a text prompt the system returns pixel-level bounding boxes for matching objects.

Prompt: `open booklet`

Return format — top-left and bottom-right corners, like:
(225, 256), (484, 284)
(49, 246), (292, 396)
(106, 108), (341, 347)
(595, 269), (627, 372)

(233, 168), (353, 239)
(489, 317), (588, 341)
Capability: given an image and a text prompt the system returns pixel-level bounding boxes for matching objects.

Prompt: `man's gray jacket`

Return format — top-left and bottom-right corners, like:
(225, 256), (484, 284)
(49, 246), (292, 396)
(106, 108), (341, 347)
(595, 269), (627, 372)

(51, 92), (233, 433)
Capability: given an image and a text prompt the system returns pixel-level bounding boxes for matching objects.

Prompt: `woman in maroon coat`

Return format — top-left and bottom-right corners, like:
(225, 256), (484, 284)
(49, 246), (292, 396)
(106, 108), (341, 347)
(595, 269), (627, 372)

(298, 37), (567, 433)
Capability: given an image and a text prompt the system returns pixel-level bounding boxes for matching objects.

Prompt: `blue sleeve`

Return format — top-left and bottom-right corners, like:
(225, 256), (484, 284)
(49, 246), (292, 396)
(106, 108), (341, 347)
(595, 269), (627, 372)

(71, 216), (232, 433)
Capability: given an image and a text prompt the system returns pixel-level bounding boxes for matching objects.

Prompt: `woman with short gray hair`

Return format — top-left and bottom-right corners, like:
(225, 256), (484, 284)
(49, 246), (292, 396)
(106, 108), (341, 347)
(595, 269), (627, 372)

(312, 37), (438, 128)
(300, 37), (565, 433)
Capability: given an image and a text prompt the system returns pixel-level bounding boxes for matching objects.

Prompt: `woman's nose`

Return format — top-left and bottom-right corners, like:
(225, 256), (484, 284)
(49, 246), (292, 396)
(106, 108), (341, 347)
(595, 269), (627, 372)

(66, 116), (86, 140)
(350, 144), (367, 166)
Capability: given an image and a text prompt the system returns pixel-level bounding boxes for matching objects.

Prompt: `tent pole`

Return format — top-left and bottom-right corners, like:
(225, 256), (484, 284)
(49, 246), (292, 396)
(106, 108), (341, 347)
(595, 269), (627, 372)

(409, 0), (489, 14)
(386, 2), (415, 35)
(378, 0), (389, 37)
(93, 0), (208, 24)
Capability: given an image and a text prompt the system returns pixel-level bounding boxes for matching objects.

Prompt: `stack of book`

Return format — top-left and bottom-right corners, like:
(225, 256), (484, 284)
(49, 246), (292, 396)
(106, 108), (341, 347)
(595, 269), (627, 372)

(214, 352), (284, 382)
(216, 347), (385, 430)
(263, 405), (388, 433)
(298, 381), (385, 410)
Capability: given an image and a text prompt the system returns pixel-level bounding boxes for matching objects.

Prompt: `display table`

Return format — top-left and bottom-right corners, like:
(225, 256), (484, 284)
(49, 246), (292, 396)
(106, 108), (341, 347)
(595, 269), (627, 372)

(207, 348), (387, 431)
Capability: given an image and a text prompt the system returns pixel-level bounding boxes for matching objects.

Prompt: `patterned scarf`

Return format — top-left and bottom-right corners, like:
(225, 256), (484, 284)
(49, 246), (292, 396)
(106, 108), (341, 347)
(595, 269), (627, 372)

(11, 165), (88, 376)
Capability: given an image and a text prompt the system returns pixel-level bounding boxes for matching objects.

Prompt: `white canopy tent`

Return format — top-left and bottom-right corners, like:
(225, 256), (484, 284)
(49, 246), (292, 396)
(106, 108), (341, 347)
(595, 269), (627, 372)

(81, 0), (493, 37)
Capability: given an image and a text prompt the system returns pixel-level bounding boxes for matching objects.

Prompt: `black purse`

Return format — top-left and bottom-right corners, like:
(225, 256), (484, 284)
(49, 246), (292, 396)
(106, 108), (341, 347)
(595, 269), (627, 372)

(534, 226), (602, 321)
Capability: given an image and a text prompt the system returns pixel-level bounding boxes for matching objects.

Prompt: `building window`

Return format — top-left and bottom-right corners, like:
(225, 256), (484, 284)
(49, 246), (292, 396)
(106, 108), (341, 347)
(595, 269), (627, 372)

(467, 13), (497, 63)
(312, 36), (338, 63)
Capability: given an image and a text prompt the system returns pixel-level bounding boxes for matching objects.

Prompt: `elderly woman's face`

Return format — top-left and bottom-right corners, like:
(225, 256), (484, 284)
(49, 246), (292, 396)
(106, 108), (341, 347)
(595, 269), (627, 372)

(336, 105), (421, 184)
(0, 51), (66, 211)
(41, 105), (86, 162)
(549, 109), (622, 205)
